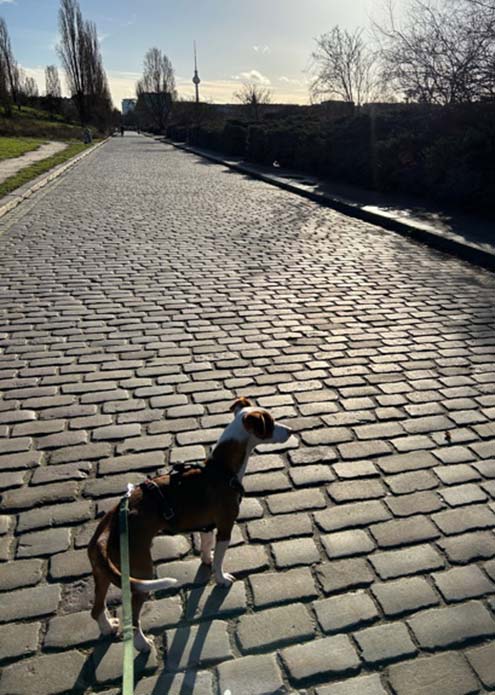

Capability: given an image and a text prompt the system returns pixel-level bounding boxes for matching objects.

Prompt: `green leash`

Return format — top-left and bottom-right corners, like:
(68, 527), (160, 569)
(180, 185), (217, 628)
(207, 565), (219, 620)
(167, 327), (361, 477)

(119, 484), (134, 695)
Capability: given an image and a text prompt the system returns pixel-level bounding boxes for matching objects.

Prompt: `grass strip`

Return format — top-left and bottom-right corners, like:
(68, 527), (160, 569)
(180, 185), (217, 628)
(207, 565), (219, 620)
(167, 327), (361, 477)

(0, 141), (93, 198)
(0, 136), (46, 161)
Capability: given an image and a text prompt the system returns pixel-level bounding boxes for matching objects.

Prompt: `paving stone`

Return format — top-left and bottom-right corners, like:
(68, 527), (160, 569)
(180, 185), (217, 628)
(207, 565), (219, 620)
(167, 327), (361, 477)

(266, 488), (326, 514)
(83, 472), (145, 498)
(93, 641), (158, 684)
(333, 460), (378, 479)
(281, 634), (360, 683)
(165, 620), (232, 670)
(0, 583), (61, 622)
(370, 544), (445, 579)
(315, 674), (388, 695)
(369, 515), (440, 548)
(247, 513), (313, 542)
(116, 433), (172, 454)
(375, 451), (437, 474)
(433, 504), (495, 534)
(432, 565), (495, 602)
(433, 464), (480, 485)
(223, 544), (270, 575)
(237, 603), (314, 653)
(0, 470), (25, 490)
(37, 430), (88, 450)
(238, 497), (264, 520)
(316, 558), (374, 594)
(322, 529), (375, 558)
(217, 654), (284, 695)
(388, 651), (479, 695)
(386, 470), (438, 495)
(315, 500), (391, 532)
(407, 600), (495, 649)
(157, 558), (210, 588)
(289, 464), (334, 486)
(0, 450), (42, 471)
(0, 620), (41, 660)
(244, 471), (291, 494)
(371, 576), (439, 617)
(49, 442), (112, 464)
(0, 481), (79, 511)
(185, 584), (246, 621)
(31, 461), (91, 485)
(98, 450), (165, 475)
(328, 479), (386, 502)
(385, 491), (444, 517)
(249, 567), (318, 608)
(169, 445), (206, 464)
(314, 590), (379, 633)
(0, 515), (10, 534)
(439, 483), (487, 506)
(354, 622), (417, 664)
(140, 595), (183, 631)
(18, 500), (92, 532)
(135, 671), (213, 695)
(50, 548), (91, 579)
(437, 531), (495, 564)
(433, 446), (476, 464)
(466, 642), (495, 688)
(0, 650), (86, 695)
(289, 446), (337, 465)
(17, 527), (71, 558)
(151, 535), (191, 562)
(271, 537), (320, 568)
(44, 610), (100, 647)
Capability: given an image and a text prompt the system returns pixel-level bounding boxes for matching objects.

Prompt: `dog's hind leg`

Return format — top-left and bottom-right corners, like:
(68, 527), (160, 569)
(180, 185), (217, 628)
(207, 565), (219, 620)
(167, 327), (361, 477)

(91, 570), (119, 636)
(200, 531), (214, 565)
(132, 590), (152, 652)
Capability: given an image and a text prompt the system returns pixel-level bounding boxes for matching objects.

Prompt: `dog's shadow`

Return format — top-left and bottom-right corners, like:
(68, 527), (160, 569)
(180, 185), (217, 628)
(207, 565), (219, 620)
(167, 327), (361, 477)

(150, 566), (236, 694)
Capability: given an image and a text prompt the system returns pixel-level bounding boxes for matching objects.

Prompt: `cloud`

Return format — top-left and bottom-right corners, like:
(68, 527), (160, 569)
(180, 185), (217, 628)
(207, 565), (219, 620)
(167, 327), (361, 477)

(253, 45), (270, 54)
(0, 1), (16, 4)
(234, 69), (271, 85)
(279, 76), (305, 86)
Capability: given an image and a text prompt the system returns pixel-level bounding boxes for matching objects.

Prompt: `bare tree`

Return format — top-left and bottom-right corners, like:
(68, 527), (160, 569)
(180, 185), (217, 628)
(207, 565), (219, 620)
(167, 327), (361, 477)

(45, 65), (62, 98)
(23, 75), (39, 98)
(136, 48), (176, 132)
(234, 81), (273, 120)
(0, 17), (19, 110)
(310, 26), (378, 106)
(375, 0), (495, 103)
(57, 0), (111, 125)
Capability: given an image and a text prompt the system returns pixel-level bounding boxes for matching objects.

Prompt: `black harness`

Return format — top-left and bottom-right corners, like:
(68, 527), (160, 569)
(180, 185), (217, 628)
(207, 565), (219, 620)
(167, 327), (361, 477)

(139, 462), (244, 531)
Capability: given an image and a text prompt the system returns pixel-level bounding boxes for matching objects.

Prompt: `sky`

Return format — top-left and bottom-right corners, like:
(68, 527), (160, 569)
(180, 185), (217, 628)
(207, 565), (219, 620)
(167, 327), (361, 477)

(1, 0), (379, 109)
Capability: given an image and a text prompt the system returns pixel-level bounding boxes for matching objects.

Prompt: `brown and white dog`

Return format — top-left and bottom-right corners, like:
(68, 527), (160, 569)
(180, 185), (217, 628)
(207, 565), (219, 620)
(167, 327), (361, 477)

(88, 397), (293, 651)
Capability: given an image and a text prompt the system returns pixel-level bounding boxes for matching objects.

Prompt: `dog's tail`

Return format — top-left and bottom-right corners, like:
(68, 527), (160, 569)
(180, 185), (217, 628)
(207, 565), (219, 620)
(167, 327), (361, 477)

(95, 529), (178, 594)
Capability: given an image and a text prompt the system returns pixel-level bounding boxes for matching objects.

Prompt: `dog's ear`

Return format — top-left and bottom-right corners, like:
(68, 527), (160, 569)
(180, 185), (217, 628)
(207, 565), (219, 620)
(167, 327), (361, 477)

(242, 410), (274, 439)
(230, 397), (253, 415)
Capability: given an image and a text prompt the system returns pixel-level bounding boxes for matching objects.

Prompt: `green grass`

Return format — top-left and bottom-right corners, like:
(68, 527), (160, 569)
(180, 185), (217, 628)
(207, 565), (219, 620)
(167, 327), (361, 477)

(0, 141), (96, 199)
(0, 136), (47, 161)
(0, 106), (87, 140)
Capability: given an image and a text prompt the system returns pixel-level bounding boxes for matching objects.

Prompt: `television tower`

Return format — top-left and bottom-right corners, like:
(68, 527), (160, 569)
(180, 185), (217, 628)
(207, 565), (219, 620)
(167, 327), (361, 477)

(192, 41), (201, 103)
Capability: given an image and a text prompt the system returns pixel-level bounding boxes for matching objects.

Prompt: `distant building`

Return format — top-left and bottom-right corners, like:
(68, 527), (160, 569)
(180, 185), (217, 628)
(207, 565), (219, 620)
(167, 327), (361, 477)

(122, 98), (137, 115)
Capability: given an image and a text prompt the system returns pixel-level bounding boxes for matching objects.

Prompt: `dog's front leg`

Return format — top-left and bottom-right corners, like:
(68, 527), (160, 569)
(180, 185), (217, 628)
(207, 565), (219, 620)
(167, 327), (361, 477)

(214, 527), (235, 586)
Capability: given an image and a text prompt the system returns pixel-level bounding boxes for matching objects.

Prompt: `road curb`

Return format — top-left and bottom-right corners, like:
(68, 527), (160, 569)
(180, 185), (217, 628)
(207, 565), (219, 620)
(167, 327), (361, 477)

(167, 139), (495, 274)
(0, 137), (110, 220)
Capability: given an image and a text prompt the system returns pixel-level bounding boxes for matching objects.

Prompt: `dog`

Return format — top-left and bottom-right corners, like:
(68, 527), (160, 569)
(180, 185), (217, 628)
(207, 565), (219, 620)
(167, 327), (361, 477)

(88, 397), (293, 651)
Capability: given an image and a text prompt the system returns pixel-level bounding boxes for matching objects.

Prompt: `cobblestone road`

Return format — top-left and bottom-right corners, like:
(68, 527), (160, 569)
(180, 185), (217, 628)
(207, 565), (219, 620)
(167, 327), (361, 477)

(1, 134), (495, 694)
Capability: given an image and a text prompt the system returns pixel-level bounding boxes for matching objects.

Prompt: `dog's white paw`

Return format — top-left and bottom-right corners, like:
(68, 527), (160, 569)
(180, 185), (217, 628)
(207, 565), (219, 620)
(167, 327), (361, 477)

(98, 613), (120, 636)
(134, 630), (153, 652)
(216, 572), (235, 586)
(201, 552), (213, 566)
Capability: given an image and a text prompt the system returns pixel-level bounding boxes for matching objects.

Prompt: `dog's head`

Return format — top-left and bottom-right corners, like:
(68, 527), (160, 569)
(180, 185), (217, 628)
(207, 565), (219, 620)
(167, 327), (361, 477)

(229, 397), (293, 444)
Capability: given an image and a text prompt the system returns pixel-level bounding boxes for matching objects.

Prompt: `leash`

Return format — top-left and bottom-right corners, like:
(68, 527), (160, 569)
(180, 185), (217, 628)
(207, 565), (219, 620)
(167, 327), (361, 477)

(119, 483), (135, 695)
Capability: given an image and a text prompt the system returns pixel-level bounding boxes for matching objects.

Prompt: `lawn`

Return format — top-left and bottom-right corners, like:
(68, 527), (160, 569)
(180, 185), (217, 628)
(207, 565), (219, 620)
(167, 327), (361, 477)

(0, 140), (94, 199)
(0, 136), (46, 161)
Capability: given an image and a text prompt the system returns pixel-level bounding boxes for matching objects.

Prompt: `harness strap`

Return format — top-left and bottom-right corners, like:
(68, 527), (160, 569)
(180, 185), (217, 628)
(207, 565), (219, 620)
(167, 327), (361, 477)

(140, 478), (175, 521)
(119, 488), (134, 695)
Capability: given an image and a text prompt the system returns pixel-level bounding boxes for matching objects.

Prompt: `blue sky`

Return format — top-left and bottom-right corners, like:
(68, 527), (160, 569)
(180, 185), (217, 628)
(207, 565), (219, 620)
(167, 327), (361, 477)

(1, 0), (377, 107)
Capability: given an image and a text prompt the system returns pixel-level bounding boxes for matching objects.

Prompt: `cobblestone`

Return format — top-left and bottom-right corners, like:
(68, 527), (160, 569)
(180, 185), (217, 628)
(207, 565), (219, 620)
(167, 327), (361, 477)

(2, 136), (495, 693)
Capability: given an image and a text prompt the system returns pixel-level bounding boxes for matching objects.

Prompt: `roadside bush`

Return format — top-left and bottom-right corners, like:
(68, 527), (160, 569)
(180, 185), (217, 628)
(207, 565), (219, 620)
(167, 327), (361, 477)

(222, 122), (247, 156)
